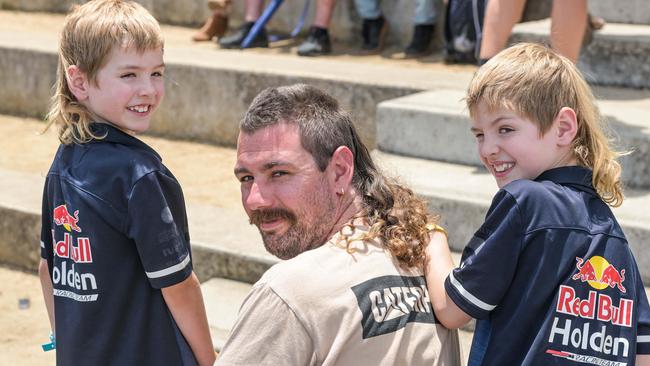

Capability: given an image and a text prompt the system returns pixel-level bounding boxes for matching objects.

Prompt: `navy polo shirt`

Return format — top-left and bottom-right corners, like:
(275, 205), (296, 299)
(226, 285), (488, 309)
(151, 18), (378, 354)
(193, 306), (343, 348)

(446, 166), (650, 365)
(40, 123), (197, 365)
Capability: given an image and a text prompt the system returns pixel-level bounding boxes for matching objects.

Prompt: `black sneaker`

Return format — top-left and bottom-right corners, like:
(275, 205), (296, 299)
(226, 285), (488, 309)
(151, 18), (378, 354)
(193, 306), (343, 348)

(361, 16), (388, 52)
(405, 24), (434, 57)
(218, 21), (268, 49)
(297, 27), (332, 56)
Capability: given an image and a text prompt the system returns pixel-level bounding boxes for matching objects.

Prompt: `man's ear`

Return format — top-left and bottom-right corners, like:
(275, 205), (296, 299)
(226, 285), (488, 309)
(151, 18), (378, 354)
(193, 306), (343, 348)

(66, 65), (90, 102)
(328, 146), (355, 193)
(554, 107), (578, 147)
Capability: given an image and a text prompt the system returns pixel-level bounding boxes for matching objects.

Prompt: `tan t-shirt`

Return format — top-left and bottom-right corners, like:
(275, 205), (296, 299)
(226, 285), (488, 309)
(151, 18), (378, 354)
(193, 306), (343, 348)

(216, 227), (461, 365)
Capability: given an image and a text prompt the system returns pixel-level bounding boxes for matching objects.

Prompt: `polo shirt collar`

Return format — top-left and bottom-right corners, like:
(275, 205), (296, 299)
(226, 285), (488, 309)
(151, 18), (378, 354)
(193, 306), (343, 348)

(535, 166), (597, 196)
(89, 122), (160, 160)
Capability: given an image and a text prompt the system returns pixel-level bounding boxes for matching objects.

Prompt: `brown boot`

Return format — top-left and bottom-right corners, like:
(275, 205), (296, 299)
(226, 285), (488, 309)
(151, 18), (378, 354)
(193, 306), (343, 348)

(192, 11), (229, 41)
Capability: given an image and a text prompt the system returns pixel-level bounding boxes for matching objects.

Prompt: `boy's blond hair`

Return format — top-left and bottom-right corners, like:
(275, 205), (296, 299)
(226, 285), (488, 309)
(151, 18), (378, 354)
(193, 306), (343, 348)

(46, 0), (164, 145)
(466, 43), (624, 207)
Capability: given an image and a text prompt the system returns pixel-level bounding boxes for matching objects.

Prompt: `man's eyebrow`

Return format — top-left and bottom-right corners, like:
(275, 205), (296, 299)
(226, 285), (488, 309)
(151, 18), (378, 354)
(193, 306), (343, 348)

(263, 161), (293, 170)
(233, 161), (293, 175)
(234, 166), (250, 176)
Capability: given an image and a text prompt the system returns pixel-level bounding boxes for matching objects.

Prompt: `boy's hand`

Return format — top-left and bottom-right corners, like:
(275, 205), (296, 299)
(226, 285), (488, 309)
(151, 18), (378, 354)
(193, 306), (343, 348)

(38, 259), (55, 331)
(424, 232), (472, 329)
(162, 272), (216, 366)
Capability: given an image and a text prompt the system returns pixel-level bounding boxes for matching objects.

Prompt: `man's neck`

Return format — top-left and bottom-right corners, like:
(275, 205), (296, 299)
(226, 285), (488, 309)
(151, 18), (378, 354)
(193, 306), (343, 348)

(324, 191), (365, 242)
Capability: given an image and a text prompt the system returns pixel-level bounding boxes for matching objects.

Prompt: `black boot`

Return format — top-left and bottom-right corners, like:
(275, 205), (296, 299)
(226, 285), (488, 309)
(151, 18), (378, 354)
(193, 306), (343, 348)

(405, 24), (434, 57)
(218, 21), (268, 49)
(361, 16), (388, 53)
(297, 26), (332, 56)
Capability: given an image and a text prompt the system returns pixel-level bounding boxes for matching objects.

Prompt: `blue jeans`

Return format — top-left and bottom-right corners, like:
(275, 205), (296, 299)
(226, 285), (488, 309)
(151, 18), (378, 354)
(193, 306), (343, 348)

(354, 0), (436, 25)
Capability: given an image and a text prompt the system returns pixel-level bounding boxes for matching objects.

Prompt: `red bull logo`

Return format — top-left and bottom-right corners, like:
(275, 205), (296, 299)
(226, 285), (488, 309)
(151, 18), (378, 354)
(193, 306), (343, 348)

(53, 204), (81, 233)
(573, 256), (626, 293)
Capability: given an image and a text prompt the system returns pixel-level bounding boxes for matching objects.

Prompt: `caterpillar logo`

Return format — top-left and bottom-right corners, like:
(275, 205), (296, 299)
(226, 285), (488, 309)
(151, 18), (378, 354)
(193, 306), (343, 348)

(352, 275), (437, 339)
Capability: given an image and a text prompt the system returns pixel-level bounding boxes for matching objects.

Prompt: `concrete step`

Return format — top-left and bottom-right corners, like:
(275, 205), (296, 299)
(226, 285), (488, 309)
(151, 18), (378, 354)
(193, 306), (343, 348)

(590, 0), (650, 25)
(376, 87), (650, 189)
(374, 150), (650, 284)
(511, 19), (650, 89)
(0, 10), (476, 150)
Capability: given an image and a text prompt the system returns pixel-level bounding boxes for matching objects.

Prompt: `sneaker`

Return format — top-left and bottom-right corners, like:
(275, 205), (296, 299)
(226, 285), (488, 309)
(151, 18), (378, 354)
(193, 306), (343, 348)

(218, 22), (268, 49)
(404, 24), (434, 57)
(361, 17), (388, 53)
(297, 27), (332, 56)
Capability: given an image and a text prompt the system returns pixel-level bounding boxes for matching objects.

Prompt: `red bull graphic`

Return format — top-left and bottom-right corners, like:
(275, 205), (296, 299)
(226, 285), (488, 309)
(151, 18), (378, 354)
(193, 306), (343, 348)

(53, 204), (82, 233)
(572, 256), (626, 294)
(51, 231), (93, 263)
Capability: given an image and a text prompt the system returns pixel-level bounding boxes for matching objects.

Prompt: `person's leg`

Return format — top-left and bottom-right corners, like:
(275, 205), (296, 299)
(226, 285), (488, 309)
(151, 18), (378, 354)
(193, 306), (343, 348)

(550, 0), (587, 63)
(354, 0), (381, 20)
(413, 0), (435, 25)
(244, 0), (264, 22)
(354, 0), (387, 52)
(298, 0), (337, 56)
(479, 0), (526, 60)
(312, 0), (336, 28)
(405, 0), (436, 56)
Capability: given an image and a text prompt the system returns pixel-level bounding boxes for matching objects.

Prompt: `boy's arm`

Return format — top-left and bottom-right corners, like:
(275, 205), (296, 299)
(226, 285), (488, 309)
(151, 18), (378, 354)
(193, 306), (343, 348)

(38, 259), (55, 331)
(424, 231), (472, 329)
(637, 355), (650, 366)
(161, 272), (216, 366)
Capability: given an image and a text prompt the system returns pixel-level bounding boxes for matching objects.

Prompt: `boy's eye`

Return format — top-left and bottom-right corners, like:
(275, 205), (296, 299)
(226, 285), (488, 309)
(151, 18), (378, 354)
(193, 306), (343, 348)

(120, 73), (136, 78)
(473, 133), (484, 140)
(152, 71), (164, 77)
(498, 127), (514, 134)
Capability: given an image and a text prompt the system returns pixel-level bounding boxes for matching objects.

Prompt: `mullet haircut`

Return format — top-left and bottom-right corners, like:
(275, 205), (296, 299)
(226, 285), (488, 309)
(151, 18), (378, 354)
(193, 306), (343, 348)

(46, 0), (164, 145)
(242, 84), (440, 267)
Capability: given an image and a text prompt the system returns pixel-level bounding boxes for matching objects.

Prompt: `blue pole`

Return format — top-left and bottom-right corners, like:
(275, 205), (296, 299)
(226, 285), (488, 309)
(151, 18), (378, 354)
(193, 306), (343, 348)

(241, 0), (285, 49)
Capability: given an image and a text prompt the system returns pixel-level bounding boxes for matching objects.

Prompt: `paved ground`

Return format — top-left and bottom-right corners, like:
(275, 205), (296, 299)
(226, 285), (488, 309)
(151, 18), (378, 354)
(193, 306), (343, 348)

(0, 265), (55, 366)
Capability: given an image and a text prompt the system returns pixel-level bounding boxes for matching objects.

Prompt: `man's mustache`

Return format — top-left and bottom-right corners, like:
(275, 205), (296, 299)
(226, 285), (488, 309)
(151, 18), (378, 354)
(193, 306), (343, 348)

(249, 208), (298, 227)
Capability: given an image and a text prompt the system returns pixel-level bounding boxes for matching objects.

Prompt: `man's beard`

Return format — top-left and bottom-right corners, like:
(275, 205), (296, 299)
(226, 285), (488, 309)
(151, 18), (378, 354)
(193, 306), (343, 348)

(249, 201), (335, 260)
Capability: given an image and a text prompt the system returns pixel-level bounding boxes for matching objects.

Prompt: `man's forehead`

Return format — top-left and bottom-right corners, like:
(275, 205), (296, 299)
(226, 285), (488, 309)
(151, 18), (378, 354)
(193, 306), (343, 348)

(235, 123), (311, 169)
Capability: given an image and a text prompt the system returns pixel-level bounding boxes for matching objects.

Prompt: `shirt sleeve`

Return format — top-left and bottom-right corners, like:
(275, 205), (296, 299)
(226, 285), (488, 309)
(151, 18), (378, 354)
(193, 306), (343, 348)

(445, 189), (524, 319)
(636, 271), (650, 354)
(216, 283), (316, 366)
(126, 171), (192, 289)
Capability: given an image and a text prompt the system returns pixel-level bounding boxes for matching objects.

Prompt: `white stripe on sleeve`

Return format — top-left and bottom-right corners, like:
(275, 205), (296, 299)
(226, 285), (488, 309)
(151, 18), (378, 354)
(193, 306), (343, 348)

(145, 255), (191, 279)
(638, 335), (650, 343)
(449, 271), (497, 311)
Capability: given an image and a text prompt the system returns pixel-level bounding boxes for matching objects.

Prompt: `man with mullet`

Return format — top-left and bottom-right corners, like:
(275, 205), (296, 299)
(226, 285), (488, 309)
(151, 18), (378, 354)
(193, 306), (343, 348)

(216, 84), (460, 365)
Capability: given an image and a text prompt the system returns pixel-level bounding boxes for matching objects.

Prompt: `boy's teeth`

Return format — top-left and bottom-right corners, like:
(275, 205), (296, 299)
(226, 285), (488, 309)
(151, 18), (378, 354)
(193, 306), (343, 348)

(494, 163), (514, 172)
(128, 105), (149, 113)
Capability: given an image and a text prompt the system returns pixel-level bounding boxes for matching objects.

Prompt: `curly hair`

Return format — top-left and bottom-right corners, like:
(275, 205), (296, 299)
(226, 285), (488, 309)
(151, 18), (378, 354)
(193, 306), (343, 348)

(241, 84), (438, 267)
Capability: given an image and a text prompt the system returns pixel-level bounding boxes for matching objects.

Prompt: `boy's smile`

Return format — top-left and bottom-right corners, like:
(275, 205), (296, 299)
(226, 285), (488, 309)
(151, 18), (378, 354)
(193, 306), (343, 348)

(83, 46), (165, 134)
(471, 102), (574, 188)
